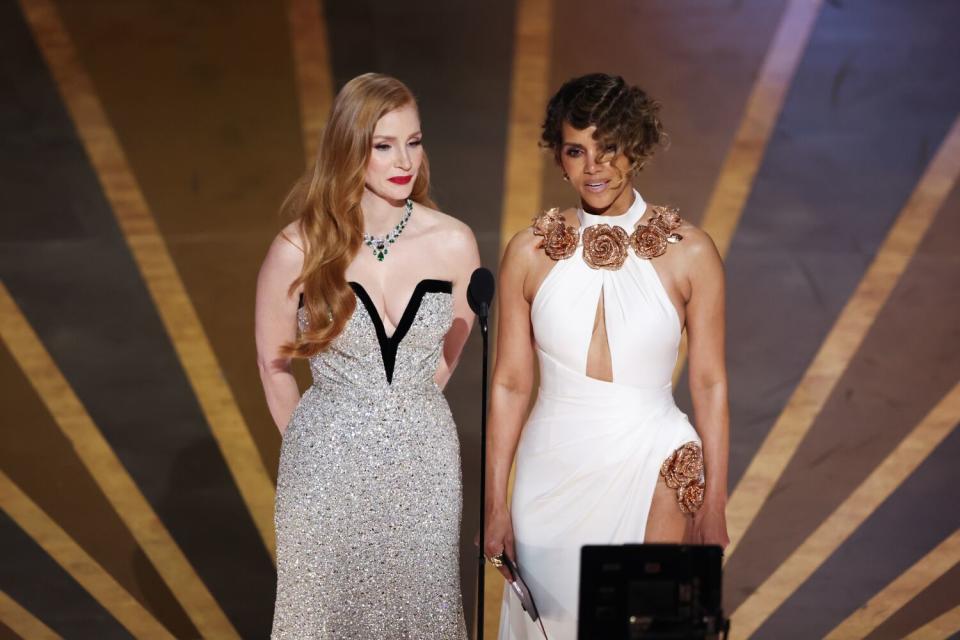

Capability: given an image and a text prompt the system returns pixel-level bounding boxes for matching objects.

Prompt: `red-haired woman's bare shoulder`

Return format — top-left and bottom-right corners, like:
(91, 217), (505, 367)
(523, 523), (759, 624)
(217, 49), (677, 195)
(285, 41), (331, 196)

(262, 221), (306, 277)
(277, 220), (306, 253)
(415, 203), (478, 253)
(259, 222), (306, 296)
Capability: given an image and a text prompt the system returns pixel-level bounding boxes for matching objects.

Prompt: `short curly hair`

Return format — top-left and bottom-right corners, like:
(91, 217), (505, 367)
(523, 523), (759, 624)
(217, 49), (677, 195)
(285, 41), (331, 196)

(541, 73), (667, 174)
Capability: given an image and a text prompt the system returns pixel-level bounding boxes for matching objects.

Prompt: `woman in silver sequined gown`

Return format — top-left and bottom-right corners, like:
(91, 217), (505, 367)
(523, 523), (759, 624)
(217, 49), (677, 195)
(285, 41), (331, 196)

(256, 74), (479, 638)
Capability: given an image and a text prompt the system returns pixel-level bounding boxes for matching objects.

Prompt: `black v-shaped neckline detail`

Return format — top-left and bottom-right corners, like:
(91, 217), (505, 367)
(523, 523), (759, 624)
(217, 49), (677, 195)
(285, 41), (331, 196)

(349, 279), (453, 384)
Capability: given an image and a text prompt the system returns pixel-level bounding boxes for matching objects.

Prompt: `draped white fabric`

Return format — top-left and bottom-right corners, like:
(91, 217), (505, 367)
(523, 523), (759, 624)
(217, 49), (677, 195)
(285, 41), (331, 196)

(499, 192), (700, 640)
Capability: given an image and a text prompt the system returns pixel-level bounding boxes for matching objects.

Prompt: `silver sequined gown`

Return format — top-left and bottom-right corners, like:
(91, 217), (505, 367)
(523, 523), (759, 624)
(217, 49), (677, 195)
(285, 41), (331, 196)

(272, 279), (467, 639)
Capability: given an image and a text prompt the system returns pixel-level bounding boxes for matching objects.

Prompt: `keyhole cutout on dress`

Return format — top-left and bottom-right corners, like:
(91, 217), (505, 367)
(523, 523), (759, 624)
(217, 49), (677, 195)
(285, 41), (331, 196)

(585, 288), (614, 382)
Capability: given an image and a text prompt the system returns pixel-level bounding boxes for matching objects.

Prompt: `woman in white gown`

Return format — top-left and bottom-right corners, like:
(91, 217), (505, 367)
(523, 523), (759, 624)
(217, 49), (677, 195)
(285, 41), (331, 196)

(485, 73), (730, 639)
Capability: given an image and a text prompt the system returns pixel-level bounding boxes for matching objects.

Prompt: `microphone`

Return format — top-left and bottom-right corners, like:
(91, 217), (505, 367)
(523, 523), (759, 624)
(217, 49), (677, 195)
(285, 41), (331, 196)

(467, 267), (495, 333)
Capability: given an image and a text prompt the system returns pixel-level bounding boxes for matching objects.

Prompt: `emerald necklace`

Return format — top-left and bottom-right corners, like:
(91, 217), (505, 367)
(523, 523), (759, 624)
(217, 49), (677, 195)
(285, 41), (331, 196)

(363, 199), (413, 262)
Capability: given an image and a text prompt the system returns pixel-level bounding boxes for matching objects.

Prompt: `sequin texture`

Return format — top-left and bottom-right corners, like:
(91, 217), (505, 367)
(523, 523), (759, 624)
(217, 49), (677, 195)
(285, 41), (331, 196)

(659, 441), (706, 515)
(272, 290), (467, 639)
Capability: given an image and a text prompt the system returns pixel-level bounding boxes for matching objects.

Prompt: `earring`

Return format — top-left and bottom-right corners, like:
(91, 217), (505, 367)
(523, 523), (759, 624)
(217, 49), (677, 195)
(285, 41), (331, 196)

(562, 173), (569, 182)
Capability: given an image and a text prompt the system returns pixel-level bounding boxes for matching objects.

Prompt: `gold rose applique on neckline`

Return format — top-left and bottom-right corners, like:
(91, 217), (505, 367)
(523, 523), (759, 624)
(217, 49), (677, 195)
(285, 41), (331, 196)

(531, 205), (684, 268)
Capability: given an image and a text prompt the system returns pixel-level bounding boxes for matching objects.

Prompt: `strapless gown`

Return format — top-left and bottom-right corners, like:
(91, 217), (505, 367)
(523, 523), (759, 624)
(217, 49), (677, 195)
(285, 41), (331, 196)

(273, 280), (467, 639)
(498, 192), (702, 640)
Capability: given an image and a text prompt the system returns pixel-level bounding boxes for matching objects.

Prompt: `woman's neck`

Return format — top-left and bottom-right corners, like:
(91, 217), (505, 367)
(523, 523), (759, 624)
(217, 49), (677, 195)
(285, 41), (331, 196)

(360, 187), (408, 235)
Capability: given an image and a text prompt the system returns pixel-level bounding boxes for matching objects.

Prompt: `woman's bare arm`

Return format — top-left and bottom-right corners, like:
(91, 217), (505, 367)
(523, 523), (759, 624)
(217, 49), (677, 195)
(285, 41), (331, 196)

(484, 231), (537, 558)
(255, 226), (305, 435)
(683, 229), (730, 547)
(434, 223), (481, 389)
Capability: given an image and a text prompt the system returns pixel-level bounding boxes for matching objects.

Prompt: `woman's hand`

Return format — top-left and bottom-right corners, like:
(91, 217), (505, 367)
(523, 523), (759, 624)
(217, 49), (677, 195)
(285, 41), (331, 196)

(692, 497), (729, 549)
(483, 506), (517, 582)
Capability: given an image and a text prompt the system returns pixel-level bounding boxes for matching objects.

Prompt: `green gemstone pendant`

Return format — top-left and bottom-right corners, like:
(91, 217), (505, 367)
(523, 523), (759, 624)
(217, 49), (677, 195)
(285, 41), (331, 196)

(363, 199), (413, 262)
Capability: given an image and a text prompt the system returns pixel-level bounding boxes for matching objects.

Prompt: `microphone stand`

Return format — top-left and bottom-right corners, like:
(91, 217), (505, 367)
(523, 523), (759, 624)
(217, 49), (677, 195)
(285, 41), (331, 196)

(477, 301), (489, 640)
(467, 267), (495, 640)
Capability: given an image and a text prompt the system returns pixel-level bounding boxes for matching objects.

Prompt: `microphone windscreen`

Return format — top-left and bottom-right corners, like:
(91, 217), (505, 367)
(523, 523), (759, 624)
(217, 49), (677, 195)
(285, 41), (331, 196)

(467, 267), (495, 316)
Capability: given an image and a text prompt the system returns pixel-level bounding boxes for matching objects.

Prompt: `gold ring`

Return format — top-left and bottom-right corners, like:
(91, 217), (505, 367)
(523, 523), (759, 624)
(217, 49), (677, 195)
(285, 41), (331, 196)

(487, 553), (504, 567)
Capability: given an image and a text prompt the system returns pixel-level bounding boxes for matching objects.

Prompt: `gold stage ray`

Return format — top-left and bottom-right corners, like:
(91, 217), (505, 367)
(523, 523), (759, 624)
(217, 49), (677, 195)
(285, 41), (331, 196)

(729, 381), (960, 639)
(672, 0), (823, 383)
(287, 0), (333, 166)
(16, 0), (276, 561)
(825, 528), (960, 639)
(498, 0), (554, 254)
(699, 0), (824, 259)
(0, 590), (62, 640)
(905, 604), (960, 639)
(0, 283), (238, 638)
(725, 114), (960, 560)
(0, 472), (174, 639)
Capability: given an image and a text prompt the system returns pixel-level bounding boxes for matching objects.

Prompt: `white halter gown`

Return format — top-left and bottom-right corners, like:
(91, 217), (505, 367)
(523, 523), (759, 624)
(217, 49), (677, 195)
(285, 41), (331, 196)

(498, 191), (701, 639)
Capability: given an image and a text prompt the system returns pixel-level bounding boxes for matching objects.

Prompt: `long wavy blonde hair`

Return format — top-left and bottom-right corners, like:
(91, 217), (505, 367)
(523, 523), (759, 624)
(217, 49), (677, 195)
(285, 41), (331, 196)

(282, 73), (434, 357)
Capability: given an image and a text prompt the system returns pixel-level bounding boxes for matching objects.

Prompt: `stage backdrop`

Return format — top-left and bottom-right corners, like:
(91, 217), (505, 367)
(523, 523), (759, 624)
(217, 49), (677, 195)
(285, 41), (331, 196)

(1, 0), (958, 638)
